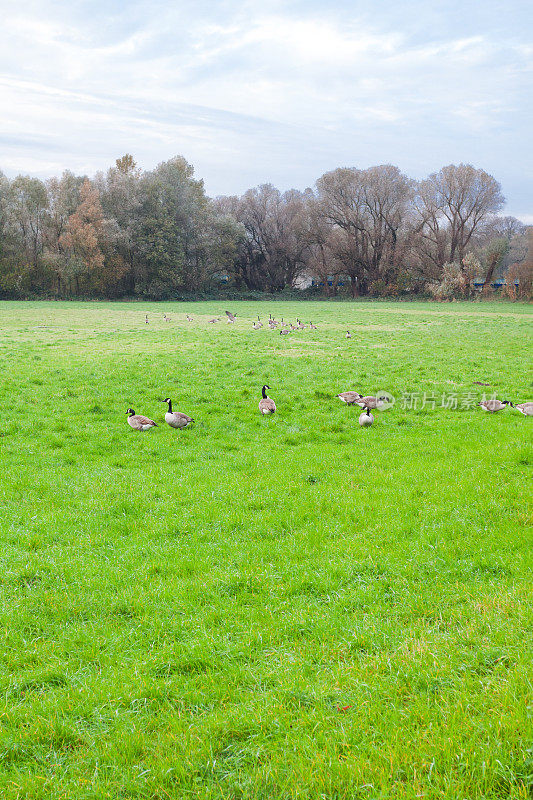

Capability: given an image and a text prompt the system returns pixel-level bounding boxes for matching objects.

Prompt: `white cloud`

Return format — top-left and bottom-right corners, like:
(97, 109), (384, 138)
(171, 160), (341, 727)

(0, 0), (531, 219)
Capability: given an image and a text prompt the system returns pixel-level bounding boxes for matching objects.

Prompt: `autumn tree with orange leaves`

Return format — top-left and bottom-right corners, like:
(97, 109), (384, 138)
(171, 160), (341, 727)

(60, 179), (114, 294)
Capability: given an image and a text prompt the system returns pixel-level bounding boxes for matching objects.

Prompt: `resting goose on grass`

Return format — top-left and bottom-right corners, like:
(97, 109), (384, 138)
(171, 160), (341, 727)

(127, 409), (157, 431)
(259, 385), (276, 415)
(479, 399), (511, 413)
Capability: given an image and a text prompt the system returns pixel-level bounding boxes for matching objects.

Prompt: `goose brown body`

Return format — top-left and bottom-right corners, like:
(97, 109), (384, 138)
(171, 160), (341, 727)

(127, 409), (157, 431)
(259, 385), (276, 414)
(354, 395), (388, 410)
(163, 398), (194, 429)
(336, 391), (362, 404)
(513, 402), (533, 416)
(479, 399), (510, 412)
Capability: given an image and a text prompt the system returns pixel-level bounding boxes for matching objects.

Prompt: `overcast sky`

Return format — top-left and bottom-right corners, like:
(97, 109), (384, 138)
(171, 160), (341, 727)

(1, 0), (531, 220)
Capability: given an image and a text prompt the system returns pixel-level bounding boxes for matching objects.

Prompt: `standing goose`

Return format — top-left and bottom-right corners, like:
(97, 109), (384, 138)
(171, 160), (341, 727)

(479, 399), (511, 413)
(186, 314), (193, 322)
(513, 402), (533, 416)
(127, 408), (157, 431)
(336, 391), (362, 405)
(309, 322), (317, 330)
(252, 321), (262, 330)
(355, 395), (389, 410)
(345, 331), (351, 339)
(259, 385), (276, 415)
(145, 315), (149, 324)
(359, 407), (374, 427)
(162, 398), (194, 429)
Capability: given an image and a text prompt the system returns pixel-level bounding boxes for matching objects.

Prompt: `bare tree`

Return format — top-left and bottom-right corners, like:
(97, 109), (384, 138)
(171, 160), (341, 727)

(223, 184), (310, 291)
(315, 165), (415, 294)
(416, 164), (505, 271)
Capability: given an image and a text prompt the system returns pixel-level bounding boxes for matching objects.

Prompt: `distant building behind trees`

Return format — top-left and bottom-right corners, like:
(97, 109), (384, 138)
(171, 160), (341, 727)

(0, 155), (530, 300)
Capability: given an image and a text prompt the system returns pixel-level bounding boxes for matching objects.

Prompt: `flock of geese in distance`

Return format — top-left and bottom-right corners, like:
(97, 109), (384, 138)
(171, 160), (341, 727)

(128, 310), (533, 431)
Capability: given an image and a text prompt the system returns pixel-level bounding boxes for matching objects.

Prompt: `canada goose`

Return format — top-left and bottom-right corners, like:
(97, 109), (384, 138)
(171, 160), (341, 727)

(309, 322), (317, 330)
(259, 385), (276, 414)
(280, 328), (290, 335)
(207, 318), (219, 324)
(163, 314), (170, 322)
(336, 391), (362, 405)
(355, 395), (389, 410)
(186, 314), (193, 322)
(359, 407), (374, 427)
(127, 408), (157, 431)
(252, 322), (262, 330)
(479, 399), (511, 413)
(145, 315), (149, 324)
(162, 398), (194, 429)
(345, 331), (351, 339)
(513, 402), (533, 416)
(225, 311), (236, 323)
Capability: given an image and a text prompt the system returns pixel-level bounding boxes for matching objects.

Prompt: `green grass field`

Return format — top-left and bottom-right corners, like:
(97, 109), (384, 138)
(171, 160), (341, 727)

(0, 300), (531, 799)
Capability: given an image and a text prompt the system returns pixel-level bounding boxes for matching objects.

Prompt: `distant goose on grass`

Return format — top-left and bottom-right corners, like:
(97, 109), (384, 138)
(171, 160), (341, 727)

(164, 314), (170, 322)
(145, 315), (149, 324)
(253, 321), (262, 330)
(207, 317), (220, 323)
(355, 395), (389, 410)
(479, 399), (511, 413)
(335, 391), (362, 405)
(513, 401), (533, 416)
(345, 331), (351, 339)
(259, 385), (276, 415)
(280, 328), (290, 335)
(163, 398), (194, 429)
(309, 322), (317, 330)
(359, 407), (374, 427)
(225, 310), (236, 323)
(186, 314), (193, 322)
(127, 409), (157, 431)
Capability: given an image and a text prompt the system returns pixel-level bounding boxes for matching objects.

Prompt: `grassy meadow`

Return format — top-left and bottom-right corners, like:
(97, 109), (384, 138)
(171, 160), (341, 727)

(0, 299), (532, 799)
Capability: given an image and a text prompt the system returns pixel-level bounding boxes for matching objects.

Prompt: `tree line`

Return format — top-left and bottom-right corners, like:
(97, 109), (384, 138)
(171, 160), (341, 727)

(0, 154), (529, 300)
